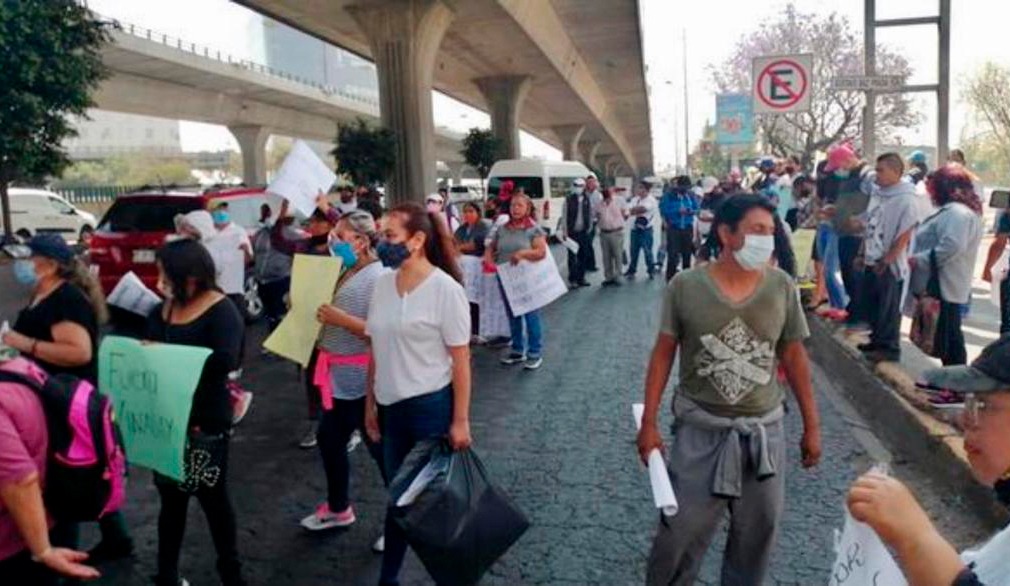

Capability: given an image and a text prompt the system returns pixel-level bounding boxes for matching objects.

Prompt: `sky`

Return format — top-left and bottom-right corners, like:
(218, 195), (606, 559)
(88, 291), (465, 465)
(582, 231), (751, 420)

(86, 0), (1010, 172)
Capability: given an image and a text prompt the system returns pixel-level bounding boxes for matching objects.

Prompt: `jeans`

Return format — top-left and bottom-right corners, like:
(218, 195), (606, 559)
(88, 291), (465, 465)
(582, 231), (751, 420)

(816, 224), (848, 310)
(665, 227), (694, 281)
(864, 267), (903, 358)
(566, 230), (592, 284)
(628, 228), (655, 275)
(1001, 278), (1010, 336)
(838, 235), (865, 322)
(379, 387), (453, 585)
(258, 277), (290, 331)
(500, 277), (543, 357)
(154, 438), (242, 586)
(317, 397), (385, 511)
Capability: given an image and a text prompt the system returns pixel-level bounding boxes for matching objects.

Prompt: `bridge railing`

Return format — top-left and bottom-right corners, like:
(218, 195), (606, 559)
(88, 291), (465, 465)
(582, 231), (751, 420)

(54, 185), (146, 206)
(109, 17), (381, 110)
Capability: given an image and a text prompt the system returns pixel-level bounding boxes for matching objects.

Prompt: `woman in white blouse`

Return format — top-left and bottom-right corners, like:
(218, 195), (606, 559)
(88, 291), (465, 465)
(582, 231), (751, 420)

(364, 201), (472, 586)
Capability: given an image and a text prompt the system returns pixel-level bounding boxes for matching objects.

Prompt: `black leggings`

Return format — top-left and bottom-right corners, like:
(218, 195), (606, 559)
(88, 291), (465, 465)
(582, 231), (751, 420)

(154, 440), (241, 586)
(317, 398), (385, 511)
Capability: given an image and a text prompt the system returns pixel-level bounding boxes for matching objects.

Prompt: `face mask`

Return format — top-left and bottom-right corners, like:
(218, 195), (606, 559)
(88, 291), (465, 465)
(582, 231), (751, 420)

(376, 241), (411, 269)
(329, 240), (358, 269)
(13, 260), (38, 286)
(733, 234), (775, 271)
(833, 169), (850, 179)
(426, 202), (441, 213)
(212, 211), (229, 225)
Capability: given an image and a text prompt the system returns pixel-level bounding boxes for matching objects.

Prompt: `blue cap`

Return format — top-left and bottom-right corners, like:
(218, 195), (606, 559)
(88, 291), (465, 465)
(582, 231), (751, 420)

(909, 150), (927, 164)
(27, 233), (75, 264)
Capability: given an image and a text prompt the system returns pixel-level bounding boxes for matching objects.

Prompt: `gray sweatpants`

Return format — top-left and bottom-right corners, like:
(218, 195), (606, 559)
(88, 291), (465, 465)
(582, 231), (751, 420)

(600, 229), (624, 282)
(646, 418), (786, 586)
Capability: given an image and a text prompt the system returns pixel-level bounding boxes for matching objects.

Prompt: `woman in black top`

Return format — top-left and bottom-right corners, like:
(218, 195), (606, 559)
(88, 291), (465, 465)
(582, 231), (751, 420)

(4, 234), (105, 381)
(146, 239), (246, 586)
(2, 234), (134, 563)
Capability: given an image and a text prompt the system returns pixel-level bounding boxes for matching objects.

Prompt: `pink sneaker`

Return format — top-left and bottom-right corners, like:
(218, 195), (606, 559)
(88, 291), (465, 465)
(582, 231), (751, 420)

(299, 503), (355, 531)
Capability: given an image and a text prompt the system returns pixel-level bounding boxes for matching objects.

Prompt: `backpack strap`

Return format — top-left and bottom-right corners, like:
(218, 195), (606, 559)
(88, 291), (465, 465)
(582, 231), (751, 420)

(0, 369), (43, 392)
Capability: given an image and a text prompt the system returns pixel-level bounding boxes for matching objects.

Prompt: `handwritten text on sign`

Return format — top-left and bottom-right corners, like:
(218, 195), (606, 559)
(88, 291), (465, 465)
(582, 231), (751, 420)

(828, 510), (906, 586)
(99, 336), (211, 481)
(496, 258), (568, 316)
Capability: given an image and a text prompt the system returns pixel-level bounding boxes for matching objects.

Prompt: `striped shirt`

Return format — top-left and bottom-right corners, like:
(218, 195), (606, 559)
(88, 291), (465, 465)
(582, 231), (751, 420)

(319, 261), (388, 400)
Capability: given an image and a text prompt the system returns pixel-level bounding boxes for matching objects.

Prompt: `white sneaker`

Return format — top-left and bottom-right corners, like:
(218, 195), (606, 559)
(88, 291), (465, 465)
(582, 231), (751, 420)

(347, 430), (362, 453)
(371, 534), (385, 553)
(300, 503), (356, 531)
(299, 423), (318, 449)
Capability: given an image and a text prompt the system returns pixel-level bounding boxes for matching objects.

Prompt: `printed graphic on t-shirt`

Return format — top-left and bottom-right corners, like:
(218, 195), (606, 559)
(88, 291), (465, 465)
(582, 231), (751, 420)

(695, 318), (775, 404)
(181, 448), (221, 493)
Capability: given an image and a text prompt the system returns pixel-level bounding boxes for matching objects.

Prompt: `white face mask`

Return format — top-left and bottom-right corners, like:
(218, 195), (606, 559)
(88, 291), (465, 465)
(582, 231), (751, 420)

(733, 234), (775, 271)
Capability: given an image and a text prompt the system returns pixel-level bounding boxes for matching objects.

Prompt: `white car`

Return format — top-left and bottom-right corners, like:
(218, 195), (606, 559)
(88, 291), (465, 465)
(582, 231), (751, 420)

(1, 188), (97, 244)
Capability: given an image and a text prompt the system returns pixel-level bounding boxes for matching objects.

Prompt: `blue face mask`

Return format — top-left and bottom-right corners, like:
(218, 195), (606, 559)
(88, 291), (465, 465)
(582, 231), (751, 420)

(329, 240), (358, 269)
(13, 260), (38, 286)
(212, 211), (230, 224)
(376, 241), (410, 269)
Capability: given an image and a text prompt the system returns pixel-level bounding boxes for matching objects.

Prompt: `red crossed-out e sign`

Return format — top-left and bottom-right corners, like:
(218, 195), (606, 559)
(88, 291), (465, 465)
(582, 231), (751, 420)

(752, 54), (813, 114)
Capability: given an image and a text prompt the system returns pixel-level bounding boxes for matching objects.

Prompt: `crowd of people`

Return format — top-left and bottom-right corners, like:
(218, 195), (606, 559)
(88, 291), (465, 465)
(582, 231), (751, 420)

(1, 140), (1009, 586)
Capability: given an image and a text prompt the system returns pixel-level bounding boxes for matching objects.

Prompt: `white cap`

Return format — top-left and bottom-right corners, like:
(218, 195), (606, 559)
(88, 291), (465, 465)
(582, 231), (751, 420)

(585, 173), (598, 181)
(426, 192), (444, 204)
(572, 178), (586, 188)
(701, 176), (719, 194)
(174, 210), (216, 242)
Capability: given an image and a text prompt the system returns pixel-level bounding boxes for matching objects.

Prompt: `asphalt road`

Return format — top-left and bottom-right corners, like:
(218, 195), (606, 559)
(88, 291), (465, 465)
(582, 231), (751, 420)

(79, 254), (993, 586)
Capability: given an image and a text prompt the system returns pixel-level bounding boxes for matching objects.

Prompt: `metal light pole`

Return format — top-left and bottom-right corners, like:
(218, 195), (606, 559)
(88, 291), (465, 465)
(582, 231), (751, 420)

(863, 0), (951, 162)
(682, 29), (690, 173)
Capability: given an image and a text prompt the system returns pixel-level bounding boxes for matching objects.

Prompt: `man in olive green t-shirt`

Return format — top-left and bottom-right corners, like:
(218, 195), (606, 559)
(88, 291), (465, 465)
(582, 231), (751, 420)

(637, 194), (822, 586)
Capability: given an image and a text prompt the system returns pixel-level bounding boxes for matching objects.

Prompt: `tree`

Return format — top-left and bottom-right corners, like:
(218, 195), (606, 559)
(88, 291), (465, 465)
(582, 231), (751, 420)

(711, 4), (919, 167)
(963, 62), (1010, 165)
(53, 155), (194, 188)
(0, 1), (110, 241)
(460, 128), (502, 194)
(331, 118), (395, 188)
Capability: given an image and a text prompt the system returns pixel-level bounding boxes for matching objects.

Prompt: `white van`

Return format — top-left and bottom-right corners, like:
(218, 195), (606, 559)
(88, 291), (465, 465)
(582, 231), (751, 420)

(1, 188), (97, 244)
(486, 159), (592, 235)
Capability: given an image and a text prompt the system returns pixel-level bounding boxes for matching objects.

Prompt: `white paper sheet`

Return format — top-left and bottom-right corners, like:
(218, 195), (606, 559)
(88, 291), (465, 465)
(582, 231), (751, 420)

(561, 237), (580, 254)
(266, 140), (337, 216)
(496, 258), (568, 316)
(632, 403), (679, 517)
(107, 272), (161, 317)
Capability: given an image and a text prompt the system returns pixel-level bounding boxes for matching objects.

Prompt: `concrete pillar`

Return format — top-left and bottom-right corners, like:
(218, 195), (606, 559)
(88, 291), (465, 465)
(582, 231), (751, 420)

(447, 161), (466, 185)
(605, 156), (621, 180)
(580, 140), (601, 170)
(474, 75), (532, 160)
(348, 0), (454, 203)
(228, 125), (270, 185)
(552, 124), (585, 161)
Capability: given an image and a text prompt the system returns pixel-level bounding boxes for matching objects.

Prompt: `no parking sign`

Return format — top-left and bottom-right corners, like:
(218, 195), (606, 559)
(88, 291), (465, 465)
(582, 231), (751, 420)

(752, 54), (813, 114)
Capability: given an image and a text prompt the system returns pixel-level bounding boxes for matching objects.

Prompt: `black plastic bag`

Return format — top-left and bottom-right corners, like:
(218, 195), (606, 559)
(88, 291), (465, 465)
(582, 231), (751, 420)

(389, 440), (530, 585)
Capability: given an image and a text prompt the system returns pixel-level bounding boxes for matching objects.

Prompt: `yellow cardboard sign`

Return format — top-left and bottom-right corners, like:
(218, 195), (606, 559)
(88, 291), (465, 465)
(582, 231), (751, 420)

(263, 254), (343, 366)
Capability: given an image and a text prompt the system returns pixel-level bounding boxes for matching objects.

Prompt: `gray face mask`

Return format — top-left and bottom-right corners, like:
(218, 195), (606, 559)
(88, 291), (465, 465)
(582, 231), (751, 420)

(733, 234), (775, 271)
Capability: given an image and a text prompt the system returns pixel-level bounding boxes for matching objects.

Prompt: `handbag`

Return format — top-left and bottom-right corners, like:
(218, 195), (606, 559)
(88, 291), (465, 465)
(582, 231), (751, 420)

(909, 250), (942, 357)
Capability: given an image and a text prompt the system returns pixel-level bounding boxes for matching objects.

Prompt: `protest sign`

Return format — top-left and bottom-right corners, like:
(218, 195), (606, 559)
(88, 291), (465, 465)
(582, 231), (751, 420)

(477, 273), (511, 339)
(266, 140), (337, 216)
(632, 403), (679, 517)
(496, 257), (567, 316)
(792, 229), (816, 278)
(263, 254), (343, 366)
(107, 271), (161, 317)
(459, 255), (483, 303)
(99, 336), (211, 481)
(828, 509), (905, 586)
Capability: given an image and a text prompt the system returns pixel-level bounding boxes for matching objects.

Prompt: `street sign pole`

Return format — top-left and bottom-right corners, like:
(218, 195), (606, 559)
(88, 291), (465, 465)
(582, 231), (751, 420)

(863, 0), (876, 159)
(863, 0), (951, 163)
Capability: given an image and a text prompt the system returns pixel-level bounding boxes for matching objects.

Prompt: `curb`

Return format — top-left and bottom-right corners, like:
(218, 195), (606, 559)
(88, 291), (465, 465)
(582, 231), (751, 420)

(806, 315), (1008, 527)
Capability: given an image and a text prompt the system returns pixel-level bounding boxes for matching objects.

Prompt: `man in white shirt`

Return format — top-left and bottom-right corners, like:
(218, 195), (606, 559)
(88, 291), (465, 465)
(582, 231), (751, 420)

(210, 202), (255, 422)
(336, 187), (358, 215)
(594, 186), (629, 286)
(584, 174), (603, 272)
(626, 181), (658, 279)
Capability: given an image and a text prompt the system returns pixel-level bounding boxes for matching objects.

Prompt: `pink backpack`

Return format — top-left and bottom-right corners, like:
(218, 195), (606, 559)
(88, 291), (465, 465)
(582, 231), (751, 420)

(0, 369), (126, 522)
